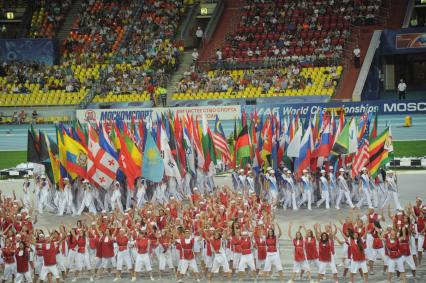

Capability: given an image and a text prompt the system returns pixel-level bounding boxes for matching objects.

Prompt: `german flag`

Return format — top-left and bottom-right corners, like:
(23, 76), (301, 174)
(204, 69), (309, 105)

(368, 127), (391, 178)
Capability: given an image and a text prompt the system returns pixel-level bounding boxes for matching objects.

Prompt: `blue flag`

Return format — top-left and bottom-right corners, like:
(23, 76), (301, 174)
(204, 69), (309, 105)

(142, 132), (164, 182)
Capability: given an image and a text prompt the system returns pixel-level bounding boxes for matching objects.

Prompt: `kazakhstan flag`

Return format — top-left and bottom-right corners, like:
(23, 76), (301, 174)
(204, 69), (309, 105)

(142, 132), (164, 182)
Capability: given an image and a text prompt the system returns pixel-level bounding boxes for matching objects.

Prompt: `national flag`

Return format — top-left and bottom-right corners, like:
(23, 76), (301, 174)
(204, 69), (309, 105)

(160, 124), (181, 182)
(331, 117), (353, 156)
(213, 116), (231, 163)
(44, 134), (60, 185)
(286, 126), (302, 157)
(294, 125), (312, 177)
(142, 131), (164, 182)
(369, 127), (392, 178)
(87, 124), (119, 188)
(63, 132), (88, 178)
(183, 127), (196, 175)
(352, 119), (370, 176)
(193, 117), (205, 168)
(370, 112), (378, 140)
(348, 117), (358, 154)
(27, 125), (49, 163)
(201, 114), (217, 171)
(114, 124), (140, 189)
(316, 119), (331, 157)
(57, 125), (72, 181)
(235, 125), (250, 162)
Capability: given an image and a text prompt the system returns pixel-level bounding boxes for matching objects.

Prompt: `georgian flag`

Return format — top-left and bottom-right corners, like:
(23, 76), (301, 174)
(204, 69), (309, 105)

(87, 124), (119, 188)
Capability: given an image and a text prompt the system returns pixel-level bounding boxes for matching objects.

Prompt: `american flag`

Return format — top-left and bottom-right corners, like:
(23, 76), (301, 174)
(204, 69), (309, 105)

(213, 116), (231, 163)
(352, 117), (370, 176)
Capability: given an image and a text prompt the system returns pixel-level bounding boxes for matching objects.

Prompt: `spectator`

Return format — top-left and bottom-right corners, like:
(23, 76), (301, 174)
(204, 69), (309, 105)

(32, 110), (38, 122)
(160, 88), (167, 107)
(353, 46), (361, 68)
(195, 26), (203, 47)
(192, 49), (199, 63)
(397, 79), (407, 100)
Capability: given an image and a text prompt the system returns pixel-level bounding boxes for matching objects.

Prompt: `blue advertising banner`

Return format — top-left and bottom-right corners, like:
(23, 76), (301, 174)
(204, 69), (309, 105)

(0, 39), (58, 65)
(242, 99), (426, 117)
(380, 27), (426, 55)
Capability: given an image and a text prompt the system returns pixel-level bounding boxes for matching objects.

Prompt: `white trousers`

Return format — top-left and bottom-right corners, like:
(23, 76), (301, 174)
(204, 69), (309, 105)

(317, 190), (330, 209)
(298, 190), (312, 210)
(264, 252), (283, 272)
(336, 189), (354, 209)
(356, 188), (373, 209)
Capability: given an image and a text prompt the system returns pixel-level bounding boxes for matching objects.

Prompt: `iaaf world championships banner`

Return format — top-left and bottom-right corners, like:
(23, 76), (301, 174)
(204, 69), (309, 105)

(242, 99), (426, 117)
(76, 105), (241, 123)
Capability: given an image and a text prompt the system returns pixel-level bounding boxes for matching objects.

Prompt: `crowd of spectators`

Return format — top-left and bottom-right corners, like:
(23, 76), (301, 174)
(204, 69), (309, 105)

(218, 0), (383, 64)
(176, 64), (340, 95)
(95, 0), (184, 99)
(0, 61), (93, 95)
(63, 0), (137, 56)
(30, 0), (72, 38)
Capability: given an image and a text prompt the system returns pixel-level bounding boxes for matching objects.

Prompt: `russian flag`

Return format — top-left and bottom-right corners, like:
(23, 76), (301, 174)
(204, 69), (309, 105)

(294, 126), (312, 178)
(316, 122), (331, 157)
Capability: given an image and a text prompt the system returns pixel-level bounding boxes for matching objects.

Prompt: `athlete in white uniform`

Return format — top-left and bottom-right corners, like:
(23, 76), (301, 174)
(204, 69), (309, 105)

(285, 170), (298, 211)
(335, 168), (355, 210)
(316, 170), (330, 209)
(76, 180), (97, 215)
(58, 178), (76, 216)
(383, 170), (403, 211)
(298, 169), (313, 210)
(357, 168), (373, 209)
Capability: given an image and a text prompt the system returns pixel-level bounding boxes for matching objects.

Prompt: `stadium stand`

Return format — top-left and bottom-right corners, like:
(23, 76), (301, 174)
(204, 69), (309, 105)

(0, 0), (186, 108)
(29, 0), (72, 38)
(93, 0), (184, 103)
(172, 65), (342, 100)
(174, 0), (387, 101)
(62, 0), (136, 56)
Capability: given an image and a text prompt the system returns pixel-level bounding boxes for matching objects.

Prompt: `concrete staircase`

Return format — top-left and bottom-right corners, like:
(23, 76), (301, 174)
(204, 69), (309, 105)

(166, 50), (194, 105)
(56, 0), (82, 45)
(199, 0), (244, 61)
(333, 0), (408, 101)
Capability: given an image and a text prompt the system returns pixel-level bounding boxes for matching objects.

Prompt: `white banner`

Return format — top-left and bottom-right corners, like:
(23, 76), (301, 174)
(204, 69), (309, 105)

(76, 105), (241, 123)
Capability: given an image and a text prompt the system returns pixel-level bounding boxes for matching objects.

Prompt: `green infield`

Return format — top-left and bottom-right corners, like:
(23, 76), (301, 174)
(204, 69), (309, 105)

(0, 151), (27, 170)
(393, 140), (426, 158)
(0, 140), (425, 170)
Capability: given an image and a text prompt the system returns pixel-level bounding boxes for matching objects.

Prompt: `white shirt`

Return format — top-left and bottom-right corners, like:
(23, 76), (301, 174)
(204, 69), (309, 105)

(216, 50), (222, 60)
(191, 51), (199, 61)
(353, 48), (361, 57)
(397, 82), (407, 92)
(195, 29), (203, 38)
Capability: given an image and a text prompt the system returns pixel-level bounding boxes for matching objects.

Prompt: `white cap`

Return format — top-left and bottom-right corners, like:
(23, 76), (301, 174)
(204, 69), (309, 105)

(239, 169), (244, 173)
(63, 177), (69, 181)
(82, 179), (89, 184)
(114, 181), (120, 185)
(362, 167), (367, 171)
(320, 169), (326, 174)
(267, 167), (272, 171)
(269, 170), (275, 174)
(24, 174), (29, 178)
(258, 220), (264, 225)
(41, 175), (46, 179)
(242, 231), (249, 236)
(286, 170), (292, 174)
(339, 168), (345, 172)
(302, 169), (308, 173)
(209, 227), (215, 231)
(193, 187), (198, 191)
(329, 166), (334, 170)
